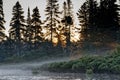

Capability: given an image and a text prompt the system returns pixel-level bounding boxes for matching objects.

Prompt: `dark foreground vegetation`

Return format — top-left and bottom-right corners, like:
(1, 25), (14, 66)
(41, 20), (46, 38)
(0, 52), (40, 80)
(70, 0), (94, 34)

(0, 43), (70, 63)
(44, 47), (120, 74)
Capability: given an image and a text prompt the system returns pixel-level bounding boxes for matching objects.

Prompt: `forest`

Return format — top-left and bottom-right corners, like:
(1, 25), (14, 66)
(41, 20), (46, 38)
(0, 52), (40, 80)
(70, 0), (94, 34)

(0, 0), (119, 62)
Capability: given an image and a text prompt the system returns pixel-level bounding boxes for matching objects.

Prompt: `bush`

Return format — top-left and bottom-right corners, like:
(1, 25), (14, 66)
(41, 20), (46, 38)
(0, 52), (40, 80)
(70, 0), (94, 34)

(72, 61), (85, 70)
(60, 60), (78, 69)
(46, 46), (120, 74)
(48, 62), (65, 69)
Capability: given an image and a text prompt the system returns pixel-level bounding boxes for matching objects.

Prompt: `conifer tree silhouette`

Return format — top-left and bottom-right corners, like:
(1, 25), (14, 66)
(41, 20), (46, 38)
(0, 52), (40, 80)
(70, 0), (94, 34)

(9, 1), (25, 55)
(44, 0), (61, 44)
(31, 7), (42, 48)
(0, 0), (6, 41)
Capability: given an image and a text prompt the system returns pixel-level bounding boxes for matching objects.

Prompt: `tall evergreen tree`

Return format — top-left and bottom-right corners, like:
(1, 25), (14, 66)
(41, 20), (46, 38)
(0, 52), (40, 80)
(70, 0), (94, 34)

(53, 1), (67, 47)
(77, 1), (89, 42)
(9, 1), (25, 42)
(25, 7), (32, 43)
(61, 0), (75, 46)
(9, 1), (25, 55)
(44, 0), (61, 44)
(77, 1), (89, 31)
(97, 0), (120, 42)
(23, 7), (33, 49)
(0, 0), (5, 41)
(99, 0), (119, 30)
(31, 7), (42, 47)
(77, 0), (98, 42)
(88, 0), (98, 28)
(64, 0), (74, 46)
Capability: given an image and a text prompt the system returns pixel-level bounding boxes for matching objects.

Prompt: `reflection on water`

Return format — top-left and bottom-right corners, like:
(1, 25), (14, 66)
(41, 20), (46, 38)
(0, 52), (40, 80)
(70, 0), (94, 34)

(0, 70), (120, 80)
(0, 60), (120, 80)
(0, 76), (50, 80)
(0, 75), (120, 80)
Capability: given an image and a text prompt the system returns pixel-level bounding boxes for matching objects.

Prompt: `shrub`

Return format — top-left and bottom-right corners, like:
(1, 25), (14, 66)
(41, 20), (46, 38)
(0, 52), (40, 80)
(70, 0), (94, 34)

(61, 61), (77, 69)
(72, 62), (85, 70)
(46, 46), (120, 74)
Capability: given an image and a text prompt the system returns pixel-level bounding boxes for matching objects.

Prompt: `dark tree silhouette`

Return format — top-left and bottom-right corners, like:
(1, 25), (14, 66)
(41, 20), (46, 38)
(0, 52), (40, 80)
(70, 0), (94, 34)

(77, 1), (89, 42)
(88, 0), (99, 43)
(97, 0), (120, 43)
(31, 7), (42, 47)
(88, 0), (98, 28)
(66, 0), (73, 46)
(0, 0), (5, 41)
(77, 1), (89, 31)
(25, 7), (31, 42)
(99, 0), (119, 29)
(9, 1), (25, 55)
(24, 7), (33, 49)
(52, 1), (67, 47)
(77, 0), (120, 45)
(77, 0), (98, 43)
(44, 0), (61, 44)
(9, 1), (25, 42)
(62, 0), (74, 46)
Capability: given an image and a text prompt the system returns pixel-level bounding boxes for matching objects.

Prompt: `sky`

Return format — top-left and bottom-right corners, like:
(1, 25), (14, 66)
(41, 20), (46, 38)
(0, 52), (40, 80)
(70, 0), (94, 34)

(3, 0), (86, 35)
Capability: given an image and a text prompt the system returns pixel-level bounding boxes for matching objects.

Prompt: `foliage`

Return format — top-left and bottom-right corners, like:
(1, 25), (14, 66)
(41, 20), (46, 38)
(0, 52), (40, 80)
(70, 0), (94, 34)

(8, 1), (25, 55)
(9, 1), (25, 42)
(99, 0), (119, 29)
(0, 42), (70, 62)
(63, 0), (74, 46)
(44, 0), (61, 43)
(31, 7), (42, 46)
(47, 46), (120, 74)
(0, 0), (5, 41)
(25, 7), (32, 43)
(77, 0), (120, 43)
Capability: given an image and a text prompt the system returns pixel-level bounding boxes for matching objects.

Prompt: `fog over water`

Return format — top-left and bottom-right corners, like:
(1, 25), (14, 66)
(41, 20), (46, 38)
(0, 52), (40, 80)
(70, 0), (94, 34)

(0, 58), (120, 80)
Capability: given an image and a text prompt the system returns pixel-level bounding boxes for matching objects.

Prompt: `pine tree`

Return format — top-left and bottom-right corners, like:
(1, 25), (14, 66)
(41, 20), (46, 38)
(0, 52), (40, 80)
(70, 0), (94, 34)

(99, 0), (119, 30)
(31, 7), (42, 47)
(23, 7), (33, 49)
(44, 0), (61, 44)
(77, 1), (89, 31)
(9, 1), (25, 42)
(53, 1), (67, 47)
(26, 7), (32, 43)
(77, 0), (99, 44)
(98, 0), (120, 42)
(64, 0), (74, 46)
(77, 1), (89, 42)
(88, 0), (98, 28)
(77, 0), (98, 30)
(0, 0), (5, 41)
(9, 1), (25, 55)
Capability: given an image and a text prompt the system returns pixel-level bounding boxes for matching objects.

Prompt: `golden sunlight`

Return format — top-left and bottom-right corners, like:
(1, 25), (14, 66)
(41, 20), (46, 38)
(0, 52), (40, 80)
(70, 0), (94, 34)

(71, 34), (80, 42)
(52, 38), (58, 44)
(5, 30), (9, 37)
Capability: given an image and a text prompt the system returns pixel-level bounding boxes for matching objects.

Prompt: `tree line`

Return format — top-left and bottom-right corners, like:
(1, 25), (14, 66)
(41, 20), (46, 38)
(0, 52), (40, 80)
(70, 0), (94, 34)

(77, 0), (120, 44)
(8, 0), (75, 48)
(0, 0), (119, 57)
